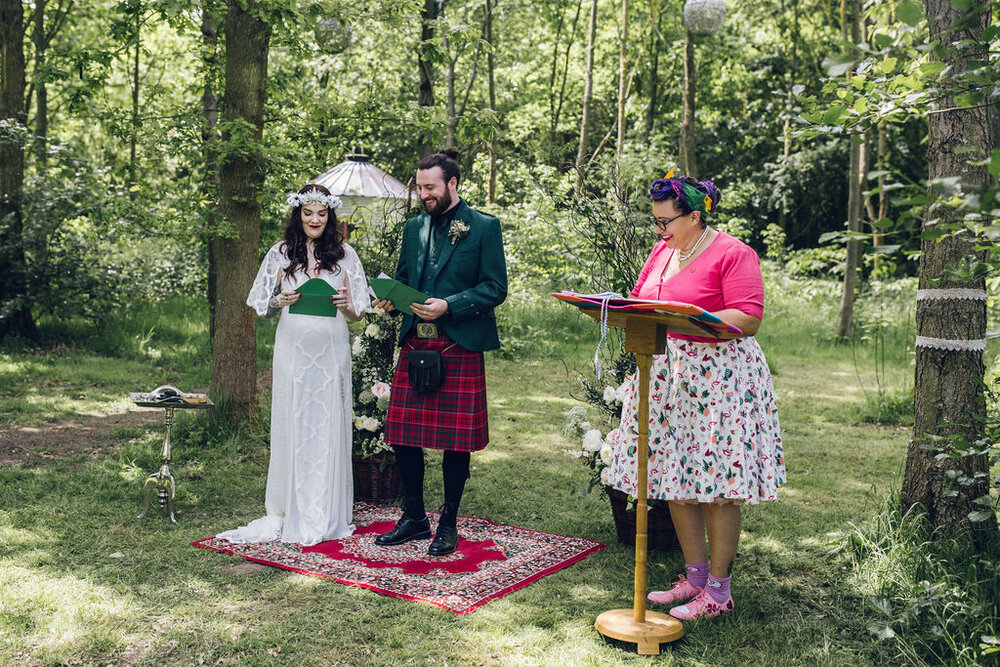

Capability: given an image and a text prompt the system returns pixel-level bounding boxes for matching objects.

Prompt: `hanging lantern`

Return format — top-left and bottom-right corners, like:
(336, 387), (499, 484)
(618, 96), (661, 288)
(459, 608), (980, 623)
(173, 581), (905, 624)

(683, 0), (726, 36)
(315, 17), (352, 54)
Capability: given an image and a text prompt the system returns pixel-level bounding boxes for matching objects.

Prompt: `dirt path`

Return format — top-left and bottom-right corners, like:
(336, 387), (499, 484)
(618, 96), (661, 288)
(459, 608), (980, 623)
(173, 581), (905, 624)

(0, 411), (163, 465)
(0, 374), (272, 466)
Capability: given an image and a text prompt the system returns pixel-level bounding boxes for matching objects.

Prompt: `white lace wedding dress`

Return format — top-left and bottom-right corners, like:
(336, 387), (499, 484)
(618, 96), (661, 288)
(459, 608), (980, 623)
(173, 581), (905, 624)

(216, 242), (370, 546)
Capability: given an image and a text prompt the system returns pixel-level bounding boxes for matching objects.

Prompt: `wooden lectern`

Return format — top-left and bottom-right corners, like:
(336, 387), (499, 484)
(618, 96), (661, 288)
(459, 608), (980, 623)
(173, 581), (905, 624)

(566, 303), (741, 655)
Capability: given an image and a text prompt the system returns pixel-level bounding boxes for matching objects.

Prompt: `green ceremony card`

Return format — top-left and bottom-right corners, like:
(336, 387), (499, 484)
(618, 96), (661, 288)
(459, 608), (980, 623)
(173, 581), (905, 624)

(369, 278), (429, 316)
(288, 278), (338, 317)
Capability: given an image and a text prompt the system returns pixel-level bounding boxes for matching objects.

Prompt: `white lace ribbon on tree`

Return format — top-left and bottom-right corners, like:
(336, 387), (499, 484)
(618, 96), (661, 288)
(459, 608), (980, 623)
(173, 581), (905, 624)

(915, 288), (987, 301)
(915, 336), (986, 352)
(914, 288), (988, 352)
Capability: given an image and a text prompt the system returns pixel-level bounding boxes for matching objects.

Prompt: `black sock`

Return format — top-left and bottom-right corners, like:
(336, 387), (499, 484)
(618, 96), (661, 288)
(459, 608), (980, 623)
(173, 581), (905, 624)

(393, 445), (426, 519)
(442, 450), (471, 510)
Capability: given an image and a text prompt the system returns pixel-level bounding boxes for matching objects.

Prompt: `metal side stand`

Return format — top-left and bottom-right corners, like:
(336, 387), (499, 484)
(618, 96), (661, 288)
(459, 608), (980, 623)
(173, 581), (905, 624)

(131, 390), (212, 524)
(139, 406), (178, 523)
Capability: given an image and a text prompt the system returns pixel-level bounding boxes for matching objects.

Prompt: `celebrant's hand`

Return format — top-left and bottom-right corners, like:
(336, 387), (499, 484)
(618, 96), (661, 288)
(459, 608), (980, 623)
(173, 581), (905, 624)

(331, 288), (351, 311)
(411, 298), (448, 321)
(277, 290), (301, 308)
(373, 298), (395, 315)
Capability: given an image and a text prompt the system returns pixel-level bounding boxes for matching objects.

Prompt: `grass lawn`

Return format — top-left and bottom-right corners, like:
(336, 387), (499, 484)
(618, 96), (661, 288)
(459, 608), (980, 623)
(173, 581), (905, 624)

(0, 279), (947, 665)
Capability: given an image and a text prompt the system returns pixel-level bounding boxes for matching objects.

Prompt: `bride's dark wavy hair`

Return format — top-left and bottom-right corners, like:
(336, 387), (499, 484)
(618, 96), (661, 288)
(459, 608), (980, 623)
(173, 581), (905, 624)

(281, 184), (345, 278)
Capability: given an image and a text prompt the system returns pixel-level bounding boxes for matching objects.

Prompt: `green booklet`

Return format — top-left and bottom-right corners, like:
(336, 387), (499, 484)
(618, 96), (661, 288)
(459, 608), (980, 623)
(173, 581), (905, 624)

(288, 278), (338, 317)
(369, 277), (429, 316)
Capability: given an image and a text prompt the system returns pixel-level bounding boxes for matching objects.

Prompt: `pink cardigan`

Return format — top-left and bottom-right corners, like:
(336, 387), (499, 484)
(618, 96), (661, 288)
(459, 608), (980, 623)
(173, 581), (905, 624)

(630, 231), (764, 342)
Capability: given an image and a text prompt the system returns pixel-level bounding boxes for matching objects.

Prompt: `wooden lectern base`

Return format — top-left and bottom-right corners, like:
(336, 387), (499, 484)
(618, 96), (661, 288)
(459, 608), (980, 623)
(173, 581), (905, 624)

(595, 609), (683, 655)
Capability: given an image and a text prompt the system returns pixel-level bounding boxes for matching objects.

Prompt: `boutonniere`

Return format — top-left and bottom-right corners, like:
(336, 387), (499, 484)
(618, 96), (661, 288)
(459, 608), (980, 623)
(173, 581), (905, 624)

(448, 220), (470, 245)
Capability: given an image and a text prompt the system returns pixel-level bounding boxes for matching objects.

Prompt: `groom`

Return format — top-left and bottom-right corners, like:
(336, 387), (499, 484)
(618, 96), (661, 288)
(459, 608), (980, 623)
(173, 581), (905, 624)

(373, 149), (507, 556)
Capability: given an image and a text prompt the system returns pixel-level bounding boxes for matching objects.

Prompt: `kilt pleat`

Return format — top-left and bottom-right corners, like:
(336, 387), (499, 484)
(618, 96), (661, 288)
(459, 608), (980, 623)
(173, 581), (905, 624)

(386, 335), (489, 452)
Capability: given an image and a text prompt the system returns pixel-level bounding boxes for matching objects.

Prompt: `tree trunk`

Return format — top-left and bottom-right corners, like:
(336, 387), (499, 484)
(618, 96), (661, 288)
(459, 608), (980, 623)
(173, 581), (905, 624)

(445, 33), (456, 147)
(418, 0), (439, 155)
(549, 0), (583, 151)
(644, 0), (661, 142)
(615, 0), (629, 156)
(486, 0), (497, 204)
(835, 0), (863, 341)
(212, 0), (269, 423)
(547, 0), (567, 142)
(574, 0), (598, 195)
(875, 124), (887, 245)
(679, 29), (696, 178)
(32, 0), (48, 165)
(836, 135), (862, 340)
(901, 0), (996, 543)
(203, 1), (221, 347)
(0, 0), (36, 340)
(129, 6), (141, 194)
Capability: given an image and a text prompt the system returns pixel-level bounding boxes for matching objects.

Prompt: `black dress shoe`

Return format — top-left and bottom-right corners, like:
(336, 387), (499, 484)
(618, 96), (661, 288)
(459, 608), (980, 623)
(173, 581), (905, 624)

(374, 515), (431, 546)
(427, 523), (459, 556)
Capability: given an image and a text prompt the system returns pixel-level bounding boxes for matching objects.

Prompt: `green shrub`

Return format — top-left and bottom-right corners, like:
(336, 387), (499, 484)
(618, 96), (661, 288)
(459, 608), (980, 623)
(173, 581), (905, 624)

(843, 497), (1000, 666)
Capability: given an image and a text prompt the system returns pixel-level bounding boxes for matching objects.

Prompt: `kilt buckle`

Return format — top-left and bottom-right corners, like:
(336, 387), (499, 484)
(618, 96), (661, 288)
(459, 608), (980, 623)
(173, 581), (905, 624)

(416, 323), (438, 338)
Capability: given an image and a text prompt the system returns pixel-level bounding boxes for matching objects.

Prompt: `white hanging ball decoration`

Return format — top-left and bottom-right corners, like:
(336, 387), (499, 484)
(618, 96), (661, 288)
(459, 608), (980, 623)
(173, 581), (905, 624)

(683, 0), (726, 36)
(315, 17), (352, 54)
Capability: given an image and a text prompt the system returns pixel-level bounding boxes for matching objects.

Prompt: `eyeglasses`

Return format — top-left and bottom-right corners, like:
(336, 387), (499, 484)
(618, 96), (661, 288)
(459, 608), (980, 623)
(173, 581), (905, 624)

(651, 213), (686, 230)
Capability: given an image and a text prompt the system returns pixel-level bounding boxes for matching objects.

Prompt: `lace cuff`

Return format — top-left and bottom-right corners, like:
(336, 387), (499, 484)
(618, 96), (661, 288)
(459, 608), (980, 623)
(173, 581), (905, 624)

(265, 294), (281, 319)
(247, 244), (290, 316)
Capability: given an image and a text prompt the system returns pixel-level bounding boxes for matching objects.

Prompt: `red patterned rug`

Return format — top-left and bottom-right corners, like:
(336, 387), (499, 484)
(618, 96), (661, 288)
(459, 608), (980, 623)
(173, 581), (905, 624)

(193, 502), (604, 614)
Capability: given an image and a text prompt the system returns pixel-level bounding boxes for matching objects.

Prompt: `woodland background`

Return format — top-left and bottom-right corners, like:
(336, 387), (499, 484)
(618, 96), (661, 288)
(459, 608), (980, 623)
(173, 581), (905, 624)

(2, 0), (1000, 664)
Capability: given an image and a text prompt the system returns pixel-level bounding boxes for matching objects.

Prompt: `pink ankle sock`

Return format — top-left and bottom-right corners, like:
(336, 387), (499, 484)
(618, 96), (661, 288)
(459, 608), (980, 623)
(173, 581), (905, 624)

(686, 562), (709, 589)
(705, 574), (731, 603)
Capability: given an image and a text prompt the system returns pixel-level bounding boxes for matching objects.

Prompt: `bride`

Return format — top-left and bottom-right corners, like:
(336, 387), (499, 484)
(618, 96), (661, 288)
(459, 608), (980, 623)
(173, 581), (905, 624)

(217, 184), (369, 546)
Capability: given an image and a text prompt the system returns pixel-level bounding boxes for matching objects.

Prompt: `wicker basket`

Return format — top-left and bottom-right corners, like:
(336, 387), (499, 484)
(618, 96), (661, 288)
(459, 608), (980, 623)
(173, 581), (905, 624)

(352, 455), (402, 502)
(607, 488), (680, 552)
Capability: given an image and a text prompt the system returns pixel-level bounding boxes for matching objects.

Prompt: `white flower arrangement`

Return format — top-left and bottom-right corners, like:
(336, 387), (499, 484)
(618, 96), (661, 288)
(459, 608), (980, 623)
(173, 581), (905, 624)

(600, 443), (614, 467)
(350, 310), (399, 459)
(582, 429), (603, 452)
(563, 406), (618, 494)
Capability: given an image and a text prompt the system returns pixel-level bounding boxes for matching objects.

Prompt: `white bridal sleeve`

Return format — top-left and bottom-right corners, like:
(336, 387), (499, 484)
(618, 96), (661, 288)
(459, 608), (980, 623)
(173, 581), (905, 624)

(246, 244), (289, 316)
(341, 244), (371, 316)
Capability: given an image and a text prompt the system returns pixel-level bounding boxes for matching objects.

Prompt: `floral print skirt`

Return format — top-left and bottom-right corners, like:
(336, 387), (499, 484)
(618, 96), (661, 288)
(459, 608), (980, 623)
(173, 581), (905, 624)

(608, 337), (785, 505)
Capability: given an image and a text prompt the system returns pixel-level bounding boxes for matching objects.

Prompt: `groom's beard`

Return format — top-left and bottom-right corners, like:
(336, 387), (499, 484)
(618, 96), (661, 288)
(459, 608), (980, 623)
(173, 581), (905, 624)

(422, 190), (453, 215)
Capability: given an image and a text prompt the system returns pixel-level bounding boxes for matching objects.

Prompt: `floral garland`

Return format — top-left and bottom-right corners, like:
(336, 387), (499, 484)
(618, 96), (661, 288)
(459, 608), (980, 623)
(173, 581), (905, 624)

(350, 314), (399, 459)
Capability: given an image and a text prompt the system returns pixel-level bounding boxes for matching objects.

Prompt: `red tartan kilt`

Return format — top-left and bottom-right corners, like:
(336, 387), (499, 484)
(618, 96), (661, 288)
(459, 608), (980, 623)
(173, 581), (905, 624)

(386, 335), (489, 452)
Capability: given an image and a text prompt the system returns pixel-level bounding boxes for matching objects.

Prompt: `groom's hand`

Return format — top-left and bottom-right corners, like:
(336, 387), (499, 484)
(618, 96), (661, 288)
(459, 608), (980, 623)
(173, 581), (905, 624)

(411, 298), (449, 321)
(373, 298), (395, 315)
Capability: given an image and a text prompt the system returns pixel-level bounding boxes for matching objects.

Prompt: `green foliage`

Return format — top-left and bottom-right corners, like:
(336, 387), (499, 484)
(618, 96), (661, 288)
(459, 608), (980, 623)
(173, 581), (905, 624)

(841, 496), (999, 666)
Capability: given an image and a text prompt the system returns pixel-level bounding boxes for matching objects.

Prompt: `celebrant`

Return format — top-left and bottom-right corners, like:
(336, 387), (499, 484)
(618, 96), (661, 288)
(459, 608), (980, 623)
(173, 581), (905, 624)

(372, 149), (508, 557)
(216, 184), (370, 546)
(608, 172), (785, 619)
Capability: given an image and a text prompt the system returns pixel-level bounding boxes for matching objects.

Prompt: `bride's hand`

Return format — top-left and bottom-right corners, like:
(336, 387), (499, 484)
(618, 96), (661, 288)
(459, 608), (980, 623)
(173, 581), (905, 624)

(276, 290), (300, 307)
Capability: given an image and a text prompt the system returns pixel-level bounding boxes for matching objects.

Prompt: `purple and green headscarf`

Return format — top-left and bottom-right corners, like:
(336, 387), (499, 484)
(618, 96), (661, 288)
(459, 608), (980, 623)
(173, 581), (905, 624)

(649, 169), (721, 215)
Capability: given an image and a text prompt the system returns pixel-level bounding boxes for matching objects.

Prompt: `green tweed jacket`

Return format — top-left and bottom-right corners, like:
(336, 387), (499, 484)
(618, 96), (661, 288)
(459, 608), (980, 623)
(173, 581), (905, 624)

(394, 199), (508, 352)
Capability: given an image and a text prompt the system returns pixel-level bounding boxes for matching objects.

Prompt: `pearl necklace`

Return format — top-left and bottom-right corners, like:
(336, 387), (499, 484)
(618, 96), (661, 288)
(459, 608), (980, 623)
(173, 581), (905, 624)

(678, 226), (710, 262)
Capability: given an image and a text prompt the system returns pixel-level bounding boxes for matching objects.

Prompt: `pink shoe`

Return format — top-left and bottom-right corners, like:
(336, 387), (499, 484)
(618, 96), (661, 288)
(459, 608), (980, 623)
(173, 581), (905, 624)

(647, 575), (701, 605)
(668, 588), (734, 620)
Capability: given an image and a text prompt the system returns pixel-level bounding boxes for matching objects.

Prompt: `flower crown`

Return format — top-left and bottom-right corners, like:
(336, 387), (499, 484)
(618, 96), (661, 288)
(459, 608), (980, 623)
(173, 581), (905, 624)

(649, 168), (719, 214)
(286, 188), (342, 210)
